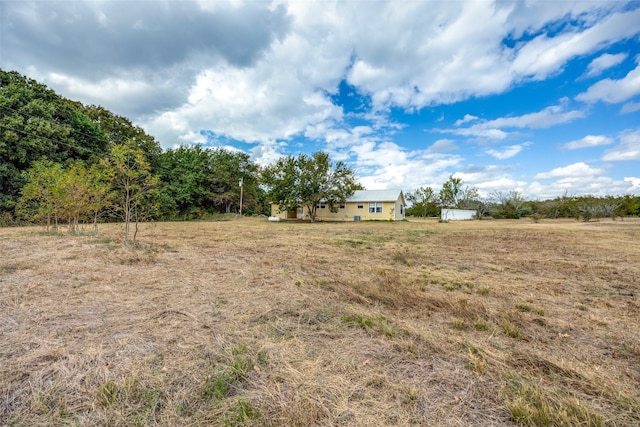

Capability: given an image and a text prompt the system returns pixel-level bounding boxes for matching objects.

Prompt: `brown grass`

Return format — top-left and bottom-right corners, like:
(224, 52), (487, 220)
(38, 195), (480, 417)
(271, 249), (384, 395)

(1, 217), (639, 426)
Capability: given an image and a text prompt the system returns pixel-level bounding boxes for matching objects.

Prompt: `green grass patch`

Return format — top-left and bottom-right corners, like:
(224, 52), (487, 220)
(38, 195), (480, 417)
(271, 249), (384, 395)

(224, 398), (261, 426)
(95, 377), (163, 426)
(341, 313), (398, 337)
(504, 374), (604, 427)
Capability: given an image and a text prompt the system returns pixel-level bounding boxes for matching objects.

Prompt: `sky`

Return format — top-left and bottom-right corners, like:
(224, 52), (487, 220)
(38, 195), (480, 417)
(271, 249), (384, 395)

(2, 0), (640, 200)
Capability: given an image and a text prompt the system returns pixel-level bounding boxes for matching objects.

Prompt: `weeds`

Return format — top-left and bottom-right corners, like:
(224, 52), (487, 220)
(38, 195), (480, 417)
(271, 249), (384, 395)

(451, 319), (467, 330)
(201, 344), (255, 404)
(341, 313), (398, 337)
(224, 398), (260, 426)
(474, 320), (490, 331)
(95, 377), (163, 425)
(501, 320), (521, 338)
(477, 286), (490, 296)
(503, 374), (604, 426)
(465, 342), (487, 375)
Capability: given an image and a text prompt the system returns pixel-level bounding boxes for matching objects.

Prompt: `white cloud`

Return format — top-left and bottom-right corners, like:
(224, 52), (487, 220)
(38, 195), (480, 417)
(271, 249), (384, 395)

(454, 114), (479, 126)
(602, 129), (640, 161)
(625, 177), (640, 191)
(509, 8), (640, 81)
(436, 127), (509, 141)
(535, 162), (604, 179)
(435, 102), (584, 140)
(528, 175), (632, 198)
(568, 177), (629, 194)
(481, 103), (585, 129)
(485, 143), (529, 160)
(564, 135), (613, 149)
(576, 58), (640, 104)
(621, 101), (640, 114)
(350, 141), (463, 191)
(428, 139), (457, 152)
(585, 53), (628, 77)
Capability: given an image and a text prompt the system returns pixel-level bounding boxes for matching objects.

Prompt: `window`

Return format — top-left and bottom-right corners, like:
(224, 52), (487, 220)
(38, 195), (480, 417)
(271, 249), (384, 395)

(369, 202), (383, 214)
(316, 202), (326, 209)
(400, 205), (404, 215)
(339, 203), (346, 209)
(357, 203), (364, 209)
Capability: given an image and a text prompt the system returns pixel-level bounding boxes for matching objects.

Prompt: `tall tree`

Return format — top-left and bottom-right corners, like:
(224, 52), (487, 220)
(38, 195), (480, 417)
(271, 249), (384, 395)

(82, 105), (162, 167)
(156, 145), (211, 219)
(262, 151), (360, 222)
(0, 70), (109, 215)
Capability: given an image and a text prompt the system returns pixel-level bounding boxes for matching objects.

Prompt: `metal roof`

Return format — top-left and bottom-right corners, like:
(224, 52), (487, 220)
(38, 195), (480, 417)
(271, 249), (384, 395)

(347, 190), (404, 203)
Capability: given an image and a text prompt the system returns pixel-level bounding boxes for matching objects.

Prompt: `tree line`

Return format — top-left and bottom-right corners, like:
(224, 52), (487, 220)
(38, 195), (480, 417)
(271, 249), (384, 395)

(406, 180), (640, 220)
(0, 70), (268, 238)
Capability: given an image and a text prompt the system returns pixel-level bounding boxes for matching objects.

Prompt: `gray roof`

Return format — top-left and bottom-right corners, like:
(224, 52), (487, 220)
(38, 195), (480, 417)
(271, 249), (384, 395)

(347, 190), (404, 203)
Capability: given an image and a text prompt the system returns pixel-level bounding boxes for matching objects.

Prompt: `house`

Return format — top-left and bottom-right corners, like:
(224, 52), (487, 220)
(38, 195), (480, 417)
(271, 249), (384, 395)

(440, 208), (476, 221)
(270, 189), (406, 221)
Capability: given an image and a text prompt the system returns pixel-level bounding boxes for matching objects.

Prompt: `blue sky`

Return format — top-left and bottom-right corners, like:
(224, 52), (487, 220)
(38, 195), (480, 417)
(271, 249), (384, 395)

(2, 0), (639, 199)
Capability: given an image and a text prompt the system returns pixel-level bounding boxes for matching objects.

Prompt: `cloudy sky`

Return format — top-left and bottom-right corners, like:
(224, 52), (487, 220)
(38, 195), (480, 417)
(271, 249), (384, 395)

(2, 0), (640, 199)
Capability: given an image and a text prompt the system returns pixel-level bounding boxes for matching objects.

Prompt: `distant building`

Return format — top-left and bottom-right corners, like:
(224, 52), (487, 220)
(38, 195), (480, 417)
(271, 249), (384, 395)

(440, 208), (476, 221)
(270, 189), (406, 221)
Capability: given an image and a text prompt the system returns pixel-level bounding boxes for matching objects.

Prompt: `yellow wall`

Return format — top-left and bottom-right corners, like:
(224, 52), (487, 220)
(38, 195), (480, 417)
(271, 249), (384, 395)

(271, 198), (405, 221)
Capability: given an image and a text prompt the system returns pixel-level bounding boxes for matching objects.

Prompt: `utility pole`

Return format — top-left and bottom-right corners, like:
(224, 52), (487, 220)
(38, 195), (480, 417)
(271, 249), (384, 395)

(239, 177), (243, 217)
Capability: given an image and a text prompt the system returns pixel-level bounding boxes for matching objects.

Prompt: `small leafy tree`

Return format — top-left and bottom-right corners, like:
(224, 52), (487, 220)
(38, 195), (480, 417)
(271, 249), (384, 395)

(17, 160), (111, 233)
(439, 176), (463, 208)
(262, 151), (360, 222)
(406, 186), (437, 217)
(16, 159), (64, 231)
(103, 140), (158, 244)
(439, 176), (480, 209)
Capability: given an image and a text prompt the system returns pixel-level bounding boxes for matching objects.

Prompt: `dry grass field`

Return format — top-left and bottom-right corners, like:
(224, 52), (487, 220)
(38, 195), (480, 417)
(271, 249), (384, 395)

(1, 217), (639, 426)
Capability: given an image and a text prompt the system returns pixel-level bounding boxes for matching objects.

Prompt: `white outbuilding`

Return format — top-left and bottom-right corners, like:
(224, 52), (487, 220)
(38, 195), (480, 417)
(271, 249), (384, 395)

(440, 208), (476, 221)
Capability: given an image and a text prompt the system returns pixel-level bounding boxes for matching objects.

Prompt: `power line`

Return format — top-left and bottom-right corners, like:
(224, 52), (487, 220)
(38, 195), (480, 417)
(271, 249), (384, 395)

(0, 103), (110, 149)
(0, 123), (101, 158)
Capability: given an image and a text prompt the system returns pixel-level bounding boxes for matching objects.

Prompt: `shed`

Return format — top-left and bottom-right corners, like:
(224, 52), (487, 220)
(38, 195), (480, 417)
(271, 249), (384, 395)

(440, 208), (476, 221)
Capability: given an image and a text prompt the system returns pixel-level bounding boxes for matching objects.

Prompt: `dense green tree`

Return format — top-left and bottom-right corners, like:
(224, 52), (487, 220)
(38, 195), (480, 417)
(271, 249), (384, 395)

(0, 70), (109, 215)
(0, 70), (162, 222)
(156, 145), (212, 219)
(207, 148), (259, 215)
(406, 186), (438, 217)
(262, 151), (360, 222)
(82, 105), (161, 167)
(156, 146), (261, 219)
